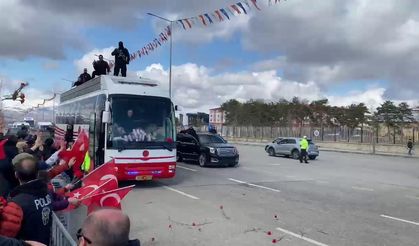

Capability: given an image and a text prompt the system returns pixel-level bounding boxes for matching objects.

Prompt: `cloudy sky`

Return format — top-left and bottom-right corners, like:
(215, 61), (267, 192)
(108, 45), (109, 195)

(1, 0), (419, 117)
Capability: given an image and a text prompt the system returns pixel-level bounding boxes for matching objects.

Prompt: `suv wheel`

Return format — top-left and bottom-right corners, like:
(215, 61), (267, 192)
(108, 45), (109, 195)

(268, 147), (275, 156)
(291, 149), (300, 159)
(199, 153), (207, 167)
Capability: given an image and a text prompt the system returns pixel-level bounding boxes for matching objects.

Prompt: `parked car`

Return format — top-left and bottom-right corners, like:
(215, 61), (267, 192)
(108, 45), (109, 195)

(265, 137), (319, 160)
(176, 132), (239, 167)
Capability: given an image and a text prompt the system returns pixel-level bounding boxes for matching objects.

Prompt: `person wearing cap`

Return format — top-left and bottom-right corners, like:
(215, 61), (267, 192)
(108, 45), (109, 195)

(8, 153), (52, 245)
(299, 136), (309, 164)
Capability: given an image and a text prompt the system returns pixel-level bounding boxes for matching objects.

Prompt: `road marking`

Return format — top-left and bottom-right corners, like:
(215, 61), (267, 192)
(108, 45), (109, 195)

(163, 186), (199, 200)
(177, 165), (197, 172)
(380, 214), (419, 226)
(351, 186), (374, 192)
(286, 175), (297, 178)
(276, 227), (329, 246)
(268, 164), (282, 166)
(228, 178), (280, 192)
(405, 195), (419, 201)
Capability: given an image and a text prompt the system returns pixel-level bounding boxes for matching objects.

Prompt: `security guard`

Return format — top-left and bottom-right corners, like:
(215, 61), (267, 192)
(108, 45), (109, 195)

(299, 136), (309, 164)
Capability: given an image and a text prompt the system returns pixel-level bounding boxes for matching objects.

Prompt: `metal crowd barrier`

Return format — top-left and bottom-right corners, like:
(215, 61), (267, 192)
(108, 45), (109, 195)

(50, 212), (77, 246)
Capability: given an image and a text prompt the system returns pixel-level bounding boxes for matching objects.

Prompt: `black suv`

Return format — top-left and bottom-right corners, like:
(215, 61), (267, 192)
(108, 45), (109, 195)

(176, 132), (239, 167)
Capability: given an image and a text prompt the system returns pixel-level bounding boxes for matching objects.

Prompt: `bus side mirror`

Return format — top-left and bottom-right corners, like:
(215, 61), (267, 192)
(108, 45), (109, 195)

(174, 105), (179, 111)
(102, 111), (111, 123)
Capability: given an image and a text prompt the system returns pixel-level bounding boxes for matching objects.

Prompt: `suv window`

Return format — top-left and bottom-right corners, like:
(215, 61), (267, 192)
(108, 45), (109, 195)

(198, 134), (225, 144)
(286, 139), (297, 144)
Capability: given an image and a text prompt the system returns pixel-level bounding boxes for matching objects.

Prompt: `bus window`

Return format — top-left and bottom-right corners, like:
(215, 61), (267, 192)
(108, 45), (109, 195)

(107, 95), (175, 150)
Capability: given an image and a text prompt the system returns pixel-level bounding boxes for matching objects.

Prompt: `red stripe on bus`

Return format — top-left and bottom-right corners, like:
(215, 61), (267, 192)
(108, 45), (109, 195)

(114, 156), (175, 161)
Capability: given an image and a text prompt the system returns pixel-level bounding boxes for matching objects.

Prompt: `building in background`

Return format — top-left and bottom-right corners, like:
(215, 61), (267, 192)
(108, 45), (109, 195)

(209, 107), (226, 130)
(179, 114), (184, 126)
(187, 112), (209, 127)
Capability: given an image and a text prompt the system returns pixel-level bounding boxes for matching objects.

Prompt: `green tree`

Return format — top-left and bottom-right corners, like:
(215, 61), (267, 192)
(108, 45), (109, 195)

(221, 99), (242, 125)
(375, 101), (400, 142)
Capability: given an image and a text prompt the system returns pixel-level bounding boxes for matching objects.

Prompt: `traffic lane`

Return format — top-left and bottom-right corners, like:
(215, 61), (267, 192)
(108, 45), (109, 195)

(170, 152), (419, 245)
(168, 164), (419, 246)
(123, 169), (314, 246)
(236, 144), (419, 190)
(174, 147), (419, 224)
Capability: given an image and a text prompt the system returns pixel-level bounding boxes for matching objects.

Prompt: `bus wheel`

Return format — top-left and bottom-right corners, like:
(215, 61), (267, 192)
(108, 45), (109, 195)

(199, 153), (207, 167)
(177, 154), (183, 162)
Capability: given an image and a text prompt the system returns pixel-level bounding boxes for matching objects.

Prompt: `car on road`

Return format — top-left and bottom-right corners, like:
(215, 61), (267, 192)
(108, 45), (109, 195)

(176, 132), (239, 167)
(265, 137), (319, 160)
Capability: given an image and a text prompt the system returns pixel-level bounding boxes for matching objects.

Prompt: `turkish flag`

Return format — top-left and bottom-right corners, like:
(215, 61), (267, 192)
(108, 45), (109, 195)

(0, 139), (8, 160)
(66, 179), (118, 211)
(81, 159), (117, 186)
(68, 179), (117, 200)
(82, 185), (135, 214)
(58, 130), (89, 178)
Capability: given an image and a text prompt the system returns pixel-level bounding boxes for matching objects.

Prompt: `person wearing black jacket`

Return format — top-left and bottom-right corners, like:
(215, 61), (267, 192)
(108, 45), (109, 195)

(92, 55), (110, 78)
(111, 41), (130, 77)
(0, 236), (45, 246)
(74, 68), (92, 86)
(8, 153), (52, 245)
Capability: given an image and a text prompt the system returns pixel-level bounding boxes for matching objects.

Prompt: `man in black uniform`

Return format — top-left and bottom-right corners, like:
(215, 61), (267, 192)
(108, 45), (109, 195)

(92, 55), (110, 78)
(8, 153), (52, 245)
(111, 41), (130, 77)
(74, 68), (92, 86)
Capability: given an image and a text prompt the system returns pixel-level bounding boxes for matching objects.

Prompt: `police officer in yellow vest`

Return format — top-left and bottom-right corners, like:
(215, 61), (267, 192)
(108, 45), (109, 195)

(81, 152), (92, 173)
(299, 136), (309, 164)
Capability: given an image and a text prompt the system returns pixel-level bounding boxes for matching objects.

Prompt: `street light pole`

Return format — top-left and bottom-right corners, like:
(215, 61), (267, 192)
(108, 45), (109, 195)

(147, 13), (174, 99)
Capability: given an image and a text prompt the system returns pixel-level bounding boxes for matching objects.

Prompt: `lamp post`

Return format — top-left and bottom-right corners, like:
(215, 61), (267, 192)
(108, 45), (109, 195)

(147, 13), (174, 99)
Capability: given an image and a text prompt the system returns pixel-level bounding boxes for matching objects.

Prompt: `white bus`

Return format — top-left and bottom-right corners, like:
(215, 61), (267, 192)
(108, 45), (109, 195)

(23, 117), (35, 127)
(55, 75), (176, 181)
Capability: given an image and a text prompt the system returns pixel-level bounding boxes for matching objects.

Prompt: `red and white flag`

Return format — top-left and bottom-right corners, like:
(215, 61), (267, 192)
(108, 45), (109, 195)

(68, 179), (117, 200)
(82, 185), (134, 214)
(81, 159), (117, 186)
(66, 179), (118, 210)
(58, 130), (89, 178)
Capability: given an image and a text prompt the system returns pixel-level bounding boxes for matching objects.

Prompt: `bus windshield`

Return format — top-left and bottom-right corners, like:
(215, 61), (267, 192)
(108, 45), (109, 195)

(107, 95), (175, 150)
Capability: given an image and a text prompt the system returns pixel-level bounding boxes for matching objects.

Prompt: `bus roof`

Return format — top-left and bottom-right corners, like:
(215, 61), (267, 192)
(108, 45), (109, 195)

(60, 75), (166, 103)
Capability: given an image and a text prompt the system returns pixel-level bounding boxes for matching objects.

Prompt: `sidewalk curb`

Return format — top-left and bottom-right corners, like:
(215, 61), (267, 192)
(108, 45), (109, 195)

(229, 141), (419, 159)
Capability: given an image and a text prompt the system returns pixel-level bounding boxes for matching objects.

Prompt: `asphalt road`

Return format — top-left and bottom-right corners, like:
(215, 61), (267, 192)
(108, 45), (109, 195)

(122, 145), (419, 246)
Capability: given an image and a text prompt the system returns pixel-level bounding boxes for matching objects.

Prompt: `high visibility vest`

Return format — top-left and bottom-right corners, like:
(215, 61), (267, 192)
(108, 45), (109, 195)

(81, 152), (91, 173)
(300, 139), (309, 150)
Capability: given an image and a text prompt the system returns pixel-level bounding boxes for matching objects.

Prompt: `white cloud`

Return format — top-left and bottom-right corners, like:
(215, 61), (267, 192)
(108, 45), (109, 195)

(135, 62), (388, 114)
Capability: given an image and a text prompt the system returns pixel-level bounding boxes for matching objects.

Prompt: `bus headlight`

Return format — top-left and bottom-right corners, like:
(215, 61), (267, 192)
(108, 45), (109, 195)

(169, 165), (176, 170)
(209, 147), (216, 154)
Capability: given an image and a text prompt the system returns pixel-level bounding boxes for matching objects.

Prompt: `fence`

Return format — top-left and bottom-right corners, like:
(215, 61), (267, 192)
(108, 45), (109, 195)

(50, 212), (77, 246)
(198, 125), (418, 145)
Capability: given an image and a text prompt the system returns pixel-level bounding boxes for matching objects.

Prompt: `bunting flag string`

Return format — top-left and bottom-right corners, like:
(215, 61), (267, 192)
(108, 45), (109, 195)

(117, 0), (285, 66)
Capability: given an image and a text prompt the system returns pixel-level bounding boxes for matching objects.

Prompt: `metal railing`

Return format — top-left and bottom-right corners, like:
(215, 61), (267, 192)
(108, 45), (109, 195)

(50, 212), (77, 246)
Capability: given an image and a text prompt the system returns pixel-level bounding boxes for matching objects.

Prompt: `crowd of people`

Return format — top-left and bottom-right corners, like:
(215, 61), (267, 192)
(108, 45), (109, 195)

(74, 41), (130, 87)
(0, 126), (140, 246)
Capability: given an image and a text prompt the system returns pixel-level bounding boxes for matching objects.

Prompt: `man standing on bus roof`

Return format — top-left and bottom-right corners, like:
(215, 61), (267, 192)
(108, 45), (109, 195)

(111, 41), (130, 77)
(92, 55), (110, 78)
(74, 68), (92, 87)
